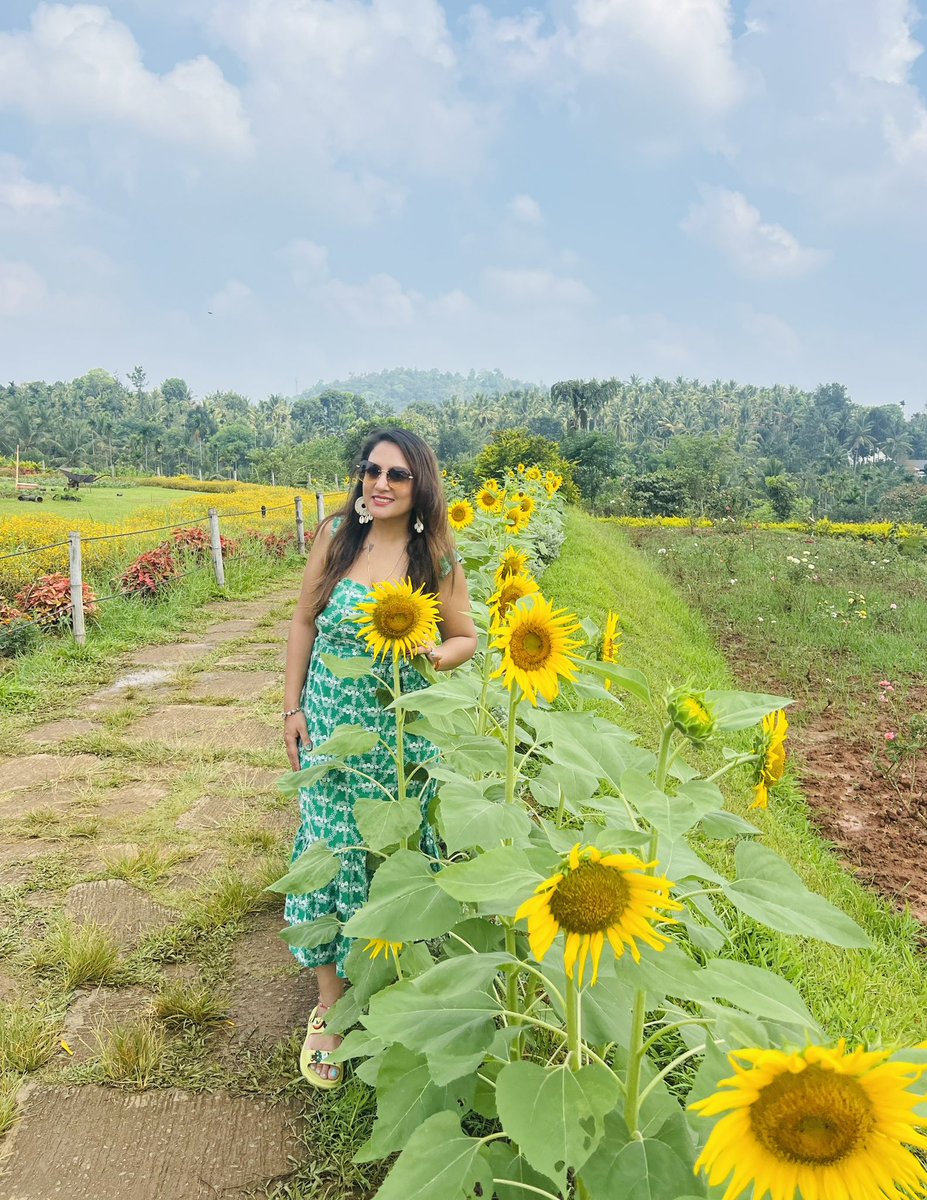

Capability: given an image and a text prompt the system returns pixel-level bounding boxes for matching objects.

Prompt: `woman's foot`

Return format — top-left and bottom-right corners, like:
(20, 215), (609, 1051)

(301, 1003), (343, 1085)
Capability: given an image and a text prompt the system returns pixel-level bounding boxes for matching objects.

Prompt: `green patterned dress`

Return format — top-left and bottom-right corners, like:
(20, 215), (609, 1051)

(284, 577), (441, 976)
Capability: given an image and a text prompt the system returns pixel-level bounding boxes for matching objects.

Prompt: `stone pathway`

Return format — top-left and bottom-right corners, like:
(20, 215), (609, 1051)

(0, 584), (321, 1199)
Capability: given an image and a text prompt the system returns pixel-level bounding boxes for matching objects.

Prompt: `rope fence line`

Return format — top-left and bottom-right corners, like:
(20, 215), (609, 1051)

(3, 489), (340, 644)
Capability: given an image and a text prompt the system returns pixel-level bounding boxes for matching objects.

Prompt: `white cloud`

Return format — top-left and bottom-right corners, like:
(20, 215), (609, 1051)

(280, 239), (330, 285)
(208, 0), (485, 180)
(465, 6), (558, 84)
(321, 273), (418, 328)
(737, 304), (802, 357)
(681, 186), (827, 278)
(483, 267), (594, 307)
(0, 155), (75, 221)
(0, 4), (251, 155)
(570, 0), (744, 116)
(0, 261), (47, 316)
(508, 193), (543, 226)
(846, 0), (922, 85)
(208, 279), (253, 315)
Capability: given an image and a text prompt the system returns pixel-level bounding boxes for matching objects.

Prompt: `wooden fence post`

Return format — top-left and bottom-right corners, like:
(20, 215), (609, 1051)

(208, 508), (226, 587)
(69, 531), (86, 646)
(315, 491), (326, 523)
(295, 497), (306, 554)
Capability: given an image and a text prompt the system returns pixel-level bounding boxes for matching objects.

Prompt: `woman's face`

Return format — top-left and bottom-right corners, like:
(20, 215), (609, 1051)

(362, 440), (416, 524)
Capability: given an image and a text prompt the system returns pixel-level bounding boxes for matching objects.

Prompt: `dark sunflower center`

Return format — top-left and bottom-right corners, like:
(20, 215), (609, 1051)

(374, 599), (417, 638)
(548, 862), (630, 934)
(508, 623), (551, 669)
(750, 1065), (874, 1166)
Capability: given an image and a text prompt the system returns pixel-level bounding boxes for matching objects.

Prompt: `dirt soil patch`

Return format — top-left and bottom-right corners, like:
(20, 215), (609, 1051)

(721, 631), (927, 922)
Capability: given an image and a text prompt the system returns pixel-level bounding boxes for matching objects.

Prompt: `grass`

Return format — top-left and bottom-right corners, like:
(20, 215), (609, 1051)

(0, 1001), (60, 1072)
(0, 484), (212, 524)
(0, 1073), (22, 1137)
(30, 918), (122, 989)
(95, 1019), (168, 1086)
(101, 845), (187, 886)
(153, 979), (229, 1028)
(542, 508), (927, 1042)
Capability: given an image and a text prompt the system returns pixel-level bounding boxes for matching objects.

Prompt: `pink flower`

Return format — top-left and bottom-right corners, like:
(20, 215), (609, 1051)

(884, 731), (897, 741)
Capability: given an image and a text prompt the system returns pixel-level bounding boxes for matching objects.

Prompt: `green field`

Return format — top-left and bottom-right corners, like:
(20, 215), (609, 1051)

(0, 484), (210, 524)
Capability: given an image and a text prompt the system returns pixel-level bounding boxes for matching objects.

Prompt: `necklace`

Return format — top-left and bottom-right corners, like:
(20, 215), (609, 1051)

(365, 540), (407, 589)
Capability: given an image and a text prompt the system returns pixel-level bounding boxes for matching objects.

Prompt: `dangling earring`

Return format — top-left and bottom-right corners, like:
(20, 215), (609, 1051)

(355, 496), (372, 524)
(413, 514), (424, 534)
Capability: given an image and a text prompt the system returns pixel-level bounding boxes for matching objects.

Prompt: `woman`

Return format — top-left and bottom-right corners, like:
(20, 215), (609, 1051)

(282, 429), (477, 1087)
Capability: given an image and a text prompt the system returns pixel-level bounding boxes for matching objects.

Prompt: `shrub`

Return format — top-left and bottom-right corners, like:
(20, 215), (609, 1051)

(171, 526), (209, 556)
(14, 574), (98, 627)
(0, 617), (39, 658)
(261, 530), (296, 558)
(120, 544), (179, 598)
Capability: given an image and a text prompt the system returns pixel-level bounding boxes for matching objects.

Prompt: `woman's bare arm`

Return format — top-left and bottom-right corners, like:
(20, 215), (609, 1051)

(415, 562), (478, 671)
(283, 520), (334, 769)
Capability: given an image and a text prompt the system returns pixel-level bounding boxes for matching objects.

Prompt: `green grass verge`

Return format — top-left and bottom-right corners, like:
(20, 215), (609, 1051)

(0, 485), (212, 523)
(543, 507), (927, 1043)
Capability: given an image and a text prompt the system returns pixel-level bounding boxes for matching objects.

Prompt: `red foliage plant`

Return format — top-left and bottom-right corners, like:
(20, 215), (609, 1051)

(261, 531), (296, 558)
(120, 545), (179, 598)
(172, 526), (209, 556)
(15, 574), (98, 626)
(0, 598), (28, 626)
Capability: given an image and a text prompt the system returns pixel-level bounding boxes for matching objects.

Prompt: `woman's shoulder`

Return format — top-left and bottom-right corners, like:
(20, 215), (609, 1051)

(438, 549), (464, 579)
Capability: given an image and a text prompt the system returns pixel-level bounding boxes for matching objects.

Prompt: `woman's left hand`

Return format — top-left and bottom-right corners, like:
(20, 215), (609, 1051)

(414, 643), (442, 669)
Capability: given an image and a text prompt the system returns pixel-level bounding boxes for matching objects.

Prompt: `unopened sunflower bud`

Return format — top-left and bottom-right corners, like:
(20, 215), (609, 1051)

(666, 688), (716, 744)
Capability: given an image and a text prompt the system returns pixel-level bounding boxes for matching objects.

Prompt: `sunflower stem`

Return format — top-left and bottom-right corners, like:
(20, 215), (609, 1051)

(624, 987), (647, 1135)
(478, 628), (494, 737)
(504, 924), (522, 1059)
(392, 655), (408, 848)
(504, 684), (519, 806)
(565, 971), (581, 1072)
(655, 721), (674, 793)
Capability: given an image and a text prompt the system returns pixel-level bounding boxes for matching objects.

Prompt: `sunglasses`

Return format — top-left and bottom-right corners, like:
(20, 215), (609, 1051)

(358, 460), (414, 485)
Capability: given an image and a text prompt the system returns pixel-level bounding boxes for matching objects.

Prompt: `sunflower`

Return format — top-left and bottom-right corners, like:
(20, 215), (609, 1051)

(544, 475), (563, 497)
(494, 547), (530, 587)
(364, 938), (403, 960)
(492, 592), (583, 705)
(515, 844), (682, 986)
(354, 578), (441, 661)
(525, 466), (542, 481)
(666, 687), (716, 744)
(599, 611), (621, 690)
(476, 486), (505, 513)
(751, 708), (788, 809)
(447, 499), (475, 531)
(504, 506), (531, 534)
(512, 493), (535, 516)
(489, 570), (539, 628)
(483, 478), (501, 492)
(691, 1041), (927, 1200)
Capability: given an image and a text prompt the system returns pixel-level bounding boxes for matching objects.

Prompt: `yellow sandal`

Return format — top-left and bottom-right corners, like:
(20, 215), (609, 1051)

(299, 1006), (344, 1090)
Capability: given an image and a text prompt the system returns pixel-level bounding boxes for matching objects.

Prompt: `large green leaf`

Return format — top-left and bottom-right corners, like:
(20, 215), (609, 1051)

(372, 1111), (493, 1200)
(580, 659), (653, 704)
(702, 689), (792, 732)
(263, 839), (340, 895)
(698, 809), (761, 838)
(278, 912), (340, 949)
(696, 958), (820, 1034)
(364, 979), (498, 1085)
(724, 841), (871, 948)
(354, 795), (422, 851)
(320, 652), (377, 679)
(356, 1044), (476, 1161)
(342, 851), (463, 941)
(437, 780), (533, 852)
(391, 673), (482, 714)
(485, 1143), (559, 1200)
(435, 846), (551, 906)
(495, 1061), (621, 1190)
(656, 836), (726, 886)
(578, 1111), (701, 1199)
(313, 723), (383, 758)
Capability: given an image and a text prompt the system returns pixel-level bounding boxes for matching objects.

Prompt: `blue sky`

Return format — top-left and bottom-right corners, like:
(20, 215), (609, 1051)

(1, 0), (926, 411)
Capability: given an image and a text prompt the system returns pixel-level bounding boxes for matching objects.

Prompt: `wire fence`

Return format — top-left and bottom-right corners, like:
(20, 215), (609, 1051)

(2, 490), (341, 644)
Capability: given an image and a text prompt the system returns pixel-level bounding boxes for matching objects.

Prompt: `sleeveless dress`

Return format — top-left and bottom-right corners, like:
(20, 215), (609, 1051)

(283, 576), (442, 976)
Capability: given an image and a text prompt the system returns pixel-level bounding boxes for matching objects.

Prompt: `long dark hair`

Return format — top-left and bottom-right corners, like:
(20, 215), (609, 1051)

(310, 428), (454, 619)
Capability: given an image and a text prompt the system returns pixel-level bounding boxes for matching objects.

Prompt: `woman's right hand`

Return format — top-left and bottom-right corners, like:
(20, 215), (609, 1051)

(284, 711), (312, 771)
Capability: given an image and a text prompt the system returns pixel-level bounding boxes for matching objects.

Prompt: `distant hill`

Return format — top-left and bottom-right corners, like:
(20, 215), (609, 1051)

(295, 367), (544, 410)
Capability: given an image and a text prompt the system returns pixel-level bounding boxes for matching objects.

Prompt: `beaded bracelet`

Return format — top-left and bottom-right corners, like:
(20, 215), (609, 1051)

(282, 707), (302, 719)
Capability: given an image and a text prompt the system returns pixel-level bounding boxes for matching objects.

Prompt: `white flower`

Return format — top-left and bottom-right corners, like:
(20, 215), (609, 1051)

(890, 603), (898, 610)
(657, 548), (667, 555)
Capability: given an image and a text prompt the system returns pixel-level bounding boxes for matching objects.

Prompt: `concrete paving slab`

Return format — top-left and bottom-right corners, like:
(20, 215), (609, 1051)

(128, 643), (213, 668)
(64, 880), (176, 950)
(183, 670), (279, 701)
(0, 755), (101, 796)
(0, 1084), (303, 1199)
(23, 720), (99, 747)
(166, 850), (226, 891)
(175, 794), (246, 832)
(59, 986), (155, 1064)
(91, 780), (172, 820)
(133, 706), (277, 751)
(224, 911), (313, 1053)
(217, 644), (287, 669)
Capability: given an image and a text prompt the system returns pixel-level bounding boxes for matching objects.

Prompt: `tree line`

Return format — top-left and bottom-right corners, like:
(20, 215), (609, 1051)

(2, 368), (926, 522)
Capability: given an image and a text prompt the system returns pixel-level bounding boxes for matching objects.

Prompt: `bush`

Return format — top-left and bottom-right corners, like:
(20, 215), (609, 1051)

(172, 526), (210, 556)
(120, 545), (179, 598)
(0, 603), (38, 657)
(14, 574), (98, 627)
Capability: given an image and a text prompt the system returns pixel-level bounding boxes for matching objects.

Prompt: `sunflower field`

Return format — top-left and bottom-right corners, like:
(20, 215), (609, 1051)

(270, 466), (927, 1200)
